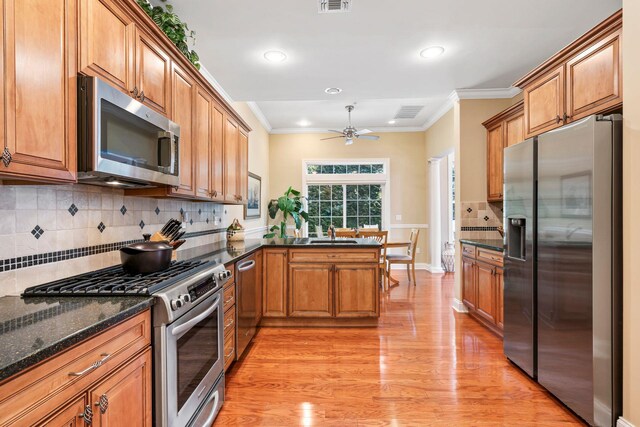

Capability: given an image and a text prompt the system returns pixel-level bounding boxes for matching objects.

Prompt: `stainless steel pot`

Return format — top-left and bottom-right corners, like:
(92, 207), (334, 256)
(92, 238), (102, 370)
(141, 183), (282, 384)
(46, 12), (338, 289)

(120, 234), (173, 274)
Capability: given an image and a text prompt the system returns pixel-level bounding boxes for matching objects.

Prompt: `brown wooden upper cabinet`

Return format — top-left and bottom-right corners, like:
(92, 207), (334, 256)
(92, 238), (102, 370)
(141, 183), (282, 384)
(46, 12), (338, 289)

(515, 10), (622, 139)
(194, 85), (213, 200)
(224, 118), (240, 203)
(483, 101), (524, 202)
(170, 64), (195, 197)
(80, 0), (171, 115)
(0, 0), (77, 182)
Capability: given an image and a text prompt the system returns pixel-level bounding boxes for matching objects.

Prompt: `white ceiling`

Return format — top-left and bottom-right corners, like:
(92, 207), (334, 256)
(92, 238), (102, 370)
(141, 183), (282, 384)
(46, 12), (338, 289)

(166, 0), (621, 132)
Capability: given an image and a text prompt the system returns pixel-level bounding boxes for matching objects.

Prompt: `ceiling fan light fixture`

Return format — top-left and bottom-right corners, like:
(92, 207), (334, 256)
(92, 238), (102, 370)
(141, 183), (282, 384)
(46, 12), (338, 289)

(388, 120), (396, 125)
(325, 87), (342, 95)
(297, 120), (311, 127)
(420, 46), (445, 59)
(264, 50), (287, 63)
(345, 138), (354, 145)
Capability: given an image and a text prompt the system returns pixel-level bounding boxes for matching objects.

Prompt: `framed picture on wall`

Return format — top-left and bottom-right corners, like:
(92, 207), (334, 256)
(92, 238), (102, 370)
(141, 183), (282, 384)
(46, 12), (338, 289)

(245, 172), (261, 219)
(561, 171), (592, 218)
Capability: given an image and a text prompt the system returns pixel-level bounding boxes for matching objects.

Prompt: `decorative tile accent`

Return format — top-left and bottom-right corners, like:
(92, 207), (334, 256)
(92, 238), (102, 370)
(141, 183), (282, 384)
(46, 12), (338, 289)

(67, 203), (78, 216)
(155, 206), (160, 215)
(97, 222), (106, 233)
(461, 226), (499, 231)
(31, 226), (44, 239)
(120, 205), (127, 215)
(198, 208), (202, 215)
(206, 218), (209, 224)
(180, 208), (184, 215)
(139, 220), (145, 230)
(484, 216), (489, 221)
(189, 219), (193, 225)
(466, 207), (472, 213)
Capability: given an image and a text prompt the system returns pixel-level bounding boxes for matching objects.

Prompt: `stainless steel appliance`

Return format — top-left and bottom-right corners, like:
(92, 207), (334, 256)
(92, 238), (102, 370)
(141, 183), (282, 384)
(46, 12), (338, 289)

(78, 75), (180, 188)
(503, 115), (622, 426)
(22, 259), (234, 427)
(235, 254), (259, 358)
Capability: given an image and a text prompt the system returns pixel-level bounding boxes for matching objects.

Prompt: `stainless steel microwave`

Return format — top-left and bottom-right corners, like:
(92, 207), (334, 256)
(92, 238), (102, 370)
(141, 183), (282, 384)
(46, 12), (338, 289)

(78, 76), (180, 188)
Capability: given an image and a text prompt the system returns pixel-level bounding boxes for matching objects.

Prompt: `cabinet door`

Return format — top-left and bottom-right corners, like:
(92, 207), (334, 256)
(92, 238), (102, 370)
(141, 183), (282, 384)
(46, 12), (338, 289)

(462, 257), (476, 310)
(210, 103), (225, 200)
(238, 130), (249, 204)
(2, 0), (77, 182)
(170, 64), (195, 196)
(334, 264), (379, 318)
(566, 29), (622, 122)
(288, 263), (333, 317)
(496, 267), (504, 330)
(476, 262), (497, 324)
(194, 86), (212, 199)
(255, 249), (263, 325)
(523, 65), (565, 138)
(263, 249), (288, 317)
(135, 27), (171, 115)
(89, 348), (152, 427)
(39, 396), (87, 427)
(486, 123), (504, 202)
(79, 0), (134, 94)
(504, 113), (524, 148)
(224, 118), (239, 203)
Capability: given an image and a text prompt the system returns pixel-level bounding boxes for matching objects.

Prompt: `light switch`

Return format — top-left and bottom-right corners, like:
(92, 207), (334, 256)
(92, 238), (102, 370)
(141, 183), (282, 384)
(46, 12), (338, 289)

(395, 214), (402, 221)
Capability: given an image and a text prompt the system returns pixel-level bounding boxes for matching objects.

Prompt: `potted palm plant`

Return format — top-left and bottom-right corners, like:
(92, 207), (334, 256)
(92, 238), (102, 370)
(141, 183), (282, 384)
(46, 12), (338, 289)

(264, 187), (309, 238)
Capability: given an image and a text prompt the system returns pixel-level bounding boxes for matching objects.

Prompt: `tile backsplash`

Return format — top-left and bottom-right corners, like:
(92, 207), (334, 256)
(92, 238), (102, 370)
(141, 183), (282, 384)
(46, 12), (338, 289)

(460, 201), (503, 240)
(0, 184), (247, 296)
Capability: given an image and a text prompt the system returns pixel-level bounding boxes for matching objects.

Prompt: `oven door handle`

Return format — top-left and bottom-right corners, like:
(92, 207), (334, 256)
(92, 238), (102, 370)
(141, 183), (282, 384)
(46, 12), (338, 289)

(199, 389), (220, 427)
(237, 260), (255, 272)
(171, 295), (220, 337)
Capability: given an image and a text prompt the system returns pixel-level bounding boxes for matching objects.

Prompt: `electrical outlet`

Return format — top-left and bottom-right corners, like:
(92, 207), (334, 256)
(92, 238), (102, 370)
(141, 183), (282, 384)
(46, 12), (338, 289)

(395, 214), (402, 221)
(416, 247), (421, 254)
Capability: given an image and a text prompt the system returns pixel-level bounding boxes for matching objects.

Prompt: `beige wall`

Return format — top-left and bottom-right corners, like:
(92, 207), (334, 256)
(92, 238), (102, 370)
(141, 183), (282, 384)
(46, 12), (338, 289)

(225, 102), (270, 233)
(269, 132), (428, 264)
(622, 1), (640, 423)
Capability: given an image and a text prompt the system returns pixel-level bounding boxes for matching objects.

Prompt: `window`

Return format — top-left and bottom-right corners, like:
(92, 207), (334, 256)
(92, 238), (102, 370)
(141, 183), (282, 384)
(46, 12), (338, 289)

(303, 159), (389, 236)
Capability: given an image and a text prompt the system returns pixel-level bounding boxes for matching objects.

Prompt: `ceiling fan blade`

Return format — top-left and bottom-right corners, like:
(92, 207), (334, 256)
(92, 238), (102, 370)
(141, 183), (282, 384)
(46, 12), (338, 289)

(320, 136), (346, 141)
(356, 129), (373, 135)
(356, 135), (380, 140)
(328, 129), (345, 134)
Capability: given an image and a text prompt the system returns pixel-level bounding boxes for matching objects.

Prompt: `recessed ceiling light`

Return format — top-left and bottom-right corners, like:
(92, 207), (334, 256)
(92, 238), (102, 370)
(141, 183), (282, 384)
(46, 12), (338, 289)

(325, 87), (342, 95)
(420, 46), (445, 59)
(388, 120), (396, 125)
(264, 50), (287, 62)
(298, 120), (311, 127)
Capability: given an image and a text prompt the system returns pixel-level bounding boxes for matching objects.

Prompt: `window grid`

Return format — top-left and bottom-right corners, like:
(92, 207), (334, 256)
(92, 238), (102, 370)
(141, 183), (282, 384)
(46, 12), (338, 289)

(307, 163), (385, 175)
(307, 184), (382, 234)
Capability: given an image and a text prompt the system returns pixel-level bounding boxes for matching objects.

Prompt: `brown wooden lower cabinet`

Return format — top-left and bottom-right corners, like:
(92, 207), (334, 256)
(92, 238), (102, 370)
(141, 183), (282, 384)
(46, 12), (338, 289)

(0, 310), (151, 426)
(461, 245), (504, 337)
(223, 263), (237, 372)
(334, 264), (379, 318)
(288, 263), (334, 318)
(263, 249), (288, 318)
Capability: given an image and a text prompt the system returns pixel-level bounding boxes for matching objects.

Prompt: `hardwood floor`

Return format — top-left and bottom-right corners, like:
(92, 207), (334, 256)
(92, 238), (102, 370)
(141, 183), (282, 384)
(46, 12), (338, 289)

(215, 271), (582, 426)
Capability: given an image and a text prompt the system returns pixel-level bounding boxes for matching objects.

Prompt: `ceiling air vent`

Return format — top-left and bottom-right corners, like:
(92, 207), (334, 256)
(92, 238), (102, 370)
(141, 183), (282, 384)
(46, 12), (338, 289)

(318, 0), (351, 13)
(393, 106), (424, 120)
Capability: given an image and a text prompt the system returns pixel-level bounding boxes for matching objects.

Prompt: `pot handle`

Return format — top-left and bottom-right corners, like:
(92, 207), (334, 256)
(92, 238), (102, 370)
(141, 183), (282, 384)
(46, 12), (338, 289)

(143, 234), (151, 241)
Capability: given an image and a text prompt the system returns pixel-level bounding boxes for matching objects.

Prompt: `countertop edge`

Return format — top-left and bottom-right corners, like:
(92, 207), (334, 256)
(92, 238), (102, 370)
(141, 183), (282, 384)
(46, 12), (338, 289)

(0, 297), (153, 383)
(459, 239), (504, 253)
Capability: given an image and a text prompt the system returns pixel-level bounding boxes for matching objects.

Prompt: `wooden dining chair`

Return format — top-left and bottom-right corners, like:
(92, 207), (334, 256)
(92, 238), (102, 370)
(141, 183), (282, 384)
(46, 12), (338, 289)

(335, 229), (357, 238)
(358, 230), (389, 290)
(385, 228), (420, 285)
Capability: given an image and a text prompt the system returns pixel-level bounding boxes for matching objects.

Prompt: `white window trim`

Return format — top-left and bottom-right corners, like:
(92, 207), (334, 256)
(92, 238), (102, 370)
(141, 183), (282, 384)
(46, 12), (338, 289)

(301, 158), (391, 236)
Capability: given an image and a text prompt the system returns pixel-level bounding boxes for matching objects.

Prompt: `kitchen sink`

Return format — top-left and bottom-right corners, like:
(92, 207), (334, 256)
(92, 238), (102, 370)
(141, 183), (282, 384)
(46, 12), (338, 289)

(309, 239), (358, 244)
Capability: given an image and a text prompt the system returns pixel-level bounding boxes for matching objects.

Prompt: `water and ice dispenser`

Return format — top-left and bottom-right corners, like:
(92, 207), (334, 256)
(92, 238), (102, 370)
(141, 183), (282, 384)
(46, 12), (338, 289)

(507, 218), (526, 261)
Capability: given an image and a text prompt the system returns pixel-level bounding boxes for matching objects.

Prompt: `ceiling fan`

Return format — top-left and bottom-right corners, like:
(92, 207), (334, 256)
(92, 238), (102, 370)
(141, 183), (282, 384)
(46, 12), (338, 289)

(321, 105), (380, 145)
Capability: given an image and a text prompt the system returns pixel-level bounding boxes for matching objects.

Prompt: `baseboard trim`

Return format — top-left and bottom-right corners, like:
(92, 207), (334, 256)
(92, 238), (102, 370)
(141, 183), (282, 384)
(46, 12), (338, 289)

(618, 417), (636, 427)
(452, 298), (468, 313)
(426, 264), (445, 274)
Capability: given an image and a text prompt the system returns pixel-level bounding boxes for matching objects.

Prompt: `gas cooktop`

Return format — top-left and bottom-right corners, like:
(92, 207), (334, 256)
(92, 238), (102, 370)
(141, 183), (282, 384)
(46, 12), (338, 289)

(22, 260), (210, 296)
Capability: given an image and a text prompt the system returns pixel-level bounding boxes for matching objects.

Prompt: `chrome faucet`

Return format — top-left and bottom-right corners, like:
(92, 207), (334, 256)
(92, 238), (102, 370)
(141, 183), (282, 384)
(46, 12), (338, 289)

(328, 224), (336, 240)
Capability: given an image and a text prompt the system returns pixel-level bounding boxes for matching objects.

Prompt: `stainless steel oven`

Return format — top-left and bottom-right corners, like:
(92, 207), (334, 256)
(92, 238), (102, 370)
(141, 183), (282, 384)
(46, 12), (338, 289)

(78, 75), (180, 188)
(153, 264), (232, 427)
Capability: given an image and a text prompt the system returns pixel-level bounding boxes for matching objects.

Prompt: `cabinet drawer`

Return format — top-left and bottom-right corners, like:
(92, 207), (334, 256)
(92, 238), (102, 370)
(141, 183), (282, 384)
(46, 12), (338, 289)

(224, 331), (235, 371)
(225, 262), (235, 283)
(223, 283), (236, 312)
(477, 248), (503, 267)
(461, 244), (477, 259)
(224, 305), (236, 339)
(289, 249), (379, 263)
(0, 310), (151, 426)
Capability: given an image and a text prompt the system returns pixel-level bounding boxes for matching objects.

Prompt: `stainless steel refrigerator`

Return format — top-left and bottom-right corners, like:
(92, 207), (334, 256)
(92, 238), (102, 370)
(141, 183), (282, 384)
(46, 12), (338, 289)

(503, 115), (622, 426)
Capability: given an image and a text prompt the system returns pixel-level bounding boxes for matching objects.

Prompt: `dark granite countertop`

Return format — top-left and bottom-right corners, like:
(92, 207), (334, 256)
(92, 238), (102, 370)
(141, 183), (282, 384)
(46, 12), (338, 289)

(459, 239), (504, 252)
(177, 238), (381, 266)
(0, 295), (153, 382)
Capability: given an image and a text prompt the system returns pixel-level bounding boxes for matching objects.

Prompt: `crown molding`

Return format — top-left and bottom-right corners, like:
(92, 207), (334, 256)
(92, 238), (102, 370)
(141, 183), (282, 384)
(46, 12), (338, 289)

(454, 87), (522, 100)
(246, 102), (273, 133)
(270, 126), (427, 135)
(198, 65), (234, 105)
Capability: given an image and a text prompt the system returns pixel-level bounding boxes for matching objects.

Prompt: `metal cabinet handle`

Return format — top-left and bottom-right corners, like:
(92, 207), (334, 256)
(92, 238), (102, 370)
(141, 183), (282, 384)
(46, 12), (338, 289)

(130, 86), (138, 97)
(237, 260), (256, 272)
(95, 394), (109, 414)
(224, 295), (234, 305)
(556, 115), (563, 124)
(68, 353), (111, 377)
(225, 348), (234, 359)
(199, 390), (221, 427)
(563, 112), (572, 122)
(79, 405), (93, 425)
(2, 147), (12, 167)
(139, 90), (145, 103)
(213, 190), (218, 197)
(224, 318), (234, 329)
(171, 295), (220, 336)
